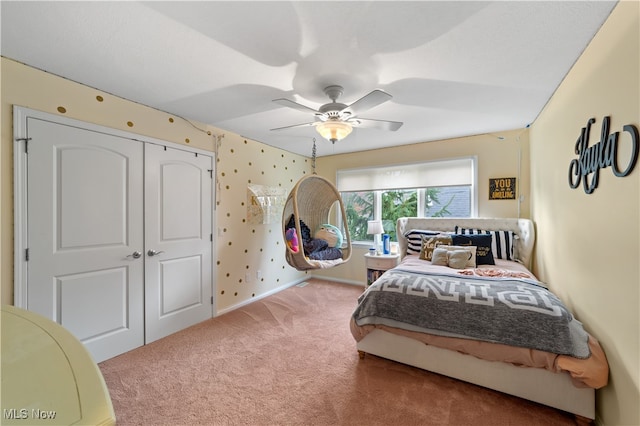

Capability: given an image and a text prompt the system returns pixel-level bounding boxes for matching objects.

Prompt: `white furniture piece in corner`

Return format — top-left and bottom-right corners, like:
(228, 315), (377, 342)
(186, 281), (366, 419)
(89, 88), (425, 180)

(1, 305), (116, 425)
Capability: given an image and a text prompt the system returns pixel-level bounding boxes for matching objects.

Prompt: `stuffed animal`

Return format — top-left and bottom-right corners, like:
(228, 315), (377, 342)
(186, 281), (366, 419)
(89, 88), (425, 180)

(314, 224), (343, 248)
(285, 228), (299, 253)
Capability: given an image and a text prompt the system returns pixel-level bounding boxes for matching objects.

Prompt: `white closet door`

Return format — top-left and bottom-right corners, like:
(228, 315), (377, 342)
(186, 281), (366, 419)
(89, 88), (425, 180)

(26, 117), (145, 362)
(144, 143), (213, 343)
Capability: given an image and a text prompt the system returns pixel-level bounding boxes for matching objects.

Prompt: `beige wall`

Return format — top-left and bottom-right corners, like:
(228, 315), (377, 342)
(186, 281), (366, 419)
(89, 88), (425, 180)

(214, 132), (311, 313)
(313, 129), (531, 284)
(530, 2), (639, 425)
(1, 58), (309, 312)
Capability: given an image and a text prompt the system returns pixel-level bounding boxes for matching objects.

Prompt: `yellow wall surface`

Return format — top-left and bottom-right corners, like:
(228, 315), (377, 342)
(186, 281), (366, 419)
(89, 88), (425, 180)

(530, 2), (639, 424)
(314, 129), (531, 284)
(214, 133), (311, 313)
(0, 58), (309, 312)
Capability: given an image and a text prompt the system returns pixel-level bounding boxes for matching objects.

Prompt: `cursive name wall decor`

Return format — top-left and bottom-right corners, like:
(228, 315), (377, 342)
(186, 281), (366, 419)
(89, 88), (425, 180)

(568, 116), (639, 194)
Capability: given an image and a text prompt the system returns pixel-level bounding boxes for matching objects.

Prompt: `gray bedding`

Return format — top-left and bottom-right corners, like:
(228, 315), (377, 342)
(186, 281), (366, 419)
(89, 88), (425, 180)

(352, 267), (590, 358)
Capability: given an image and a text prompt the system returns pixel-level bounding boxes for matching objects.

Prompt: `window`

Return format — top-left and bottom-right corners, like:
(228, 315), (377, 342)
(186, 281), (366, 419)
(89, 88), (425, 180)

(338, 158), (476, 243)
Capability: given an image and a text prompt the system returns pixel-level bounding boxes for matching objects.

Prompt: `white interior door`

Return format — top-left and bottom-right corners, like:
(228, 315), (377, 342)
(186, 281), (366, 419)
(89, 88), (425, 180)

(144, 143), (213, 343)
(25, 117), (145, 362)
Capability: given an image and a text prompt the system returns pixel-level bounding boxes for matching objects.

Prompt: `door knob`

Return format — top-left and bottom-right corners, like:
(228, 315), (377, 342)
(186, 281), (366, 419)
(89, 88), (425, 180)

(126, 251), (142, 259)
(147, 249), (165, 257)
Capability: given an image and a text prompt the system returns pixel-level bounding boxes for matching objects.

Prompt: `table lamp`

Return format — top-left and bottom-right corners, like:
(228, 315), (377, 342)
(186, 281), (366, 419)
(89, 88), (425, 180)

(367, 220), (384, 254)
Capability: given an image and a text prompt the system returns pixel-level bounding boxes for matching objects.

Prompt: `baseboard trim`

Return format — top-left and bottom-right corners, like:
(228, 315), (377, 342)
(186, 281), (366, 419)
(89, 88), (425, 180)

(215, 276), (308, 316)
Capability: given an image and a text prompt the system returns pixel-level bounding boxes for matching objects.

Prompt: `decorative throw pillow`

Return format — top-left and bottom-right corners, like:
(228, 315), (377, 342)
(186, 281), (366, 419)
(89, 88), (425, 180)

(454, 227), (516, 261)
(404, 229), (441, 255)
(436, 245), (477, 268)
(451, 234), (495, 265)
(448, 249), (473, 269)
(419, 234), (453, 261)
(431, 247), (449, 266)
(314, 224), (343, 248)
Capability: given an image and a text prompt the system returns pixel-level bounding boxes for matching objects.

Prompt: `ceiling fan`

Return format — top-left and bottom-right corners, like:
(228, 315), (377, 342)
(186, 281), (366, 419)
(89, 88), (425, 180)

(271, 85), (403, 143)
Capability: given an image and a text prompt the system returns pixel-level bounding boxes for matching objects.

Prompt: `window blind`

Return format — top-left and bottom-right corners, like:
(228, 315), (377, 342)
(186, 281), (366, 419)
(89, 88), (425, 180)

(336, 157), (475, 192)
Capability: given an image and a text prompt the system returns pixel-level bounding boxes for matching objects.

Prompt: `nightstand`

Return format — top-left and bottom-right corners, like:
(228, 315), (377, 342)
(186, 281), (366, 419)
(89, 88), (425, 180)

(364, 253), (400, 286)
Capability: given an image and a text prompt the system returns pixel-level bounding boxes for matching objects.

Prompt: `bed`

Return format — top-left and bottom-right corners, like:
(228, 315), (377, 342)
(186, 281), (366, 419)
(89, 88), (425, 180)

(351, 217), (608, 420)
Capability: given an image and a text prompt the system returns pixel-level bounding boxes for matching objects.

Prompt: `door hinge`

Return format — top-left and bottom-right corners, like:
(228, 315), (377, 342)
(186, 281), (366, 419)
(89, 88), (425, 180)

(207, 169), (213, 179)
(16, 137), (32, 153)
(211, 296), (214, 305)
(25, 248), (29, 261)
(210, 233), (213, 242)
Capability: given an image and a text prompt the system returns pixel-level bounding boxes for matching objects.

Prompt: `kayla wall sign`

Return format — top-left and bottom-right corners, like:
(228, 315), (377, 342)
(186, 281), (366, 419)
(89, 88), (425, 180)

(568, 116), (639, 194)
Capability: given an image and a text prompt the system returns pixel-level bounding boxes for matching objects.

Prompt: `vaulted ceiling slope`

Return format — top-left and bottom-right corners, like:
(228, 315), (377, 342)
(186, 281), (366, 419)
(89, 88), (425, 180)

(1, 1), (617, 157)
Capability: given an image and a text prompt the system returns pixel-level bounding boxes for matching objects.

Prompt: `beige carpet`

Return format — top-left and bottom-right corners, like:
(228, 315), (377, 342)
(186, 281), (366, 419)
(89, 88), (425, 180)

(99, 279), (580, 425)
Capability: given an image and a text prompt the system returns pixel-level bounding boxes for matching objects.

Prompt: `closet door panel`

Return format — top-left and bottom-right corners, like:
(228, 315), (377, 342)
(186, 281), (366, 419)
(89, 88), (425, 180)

(144, 143), (213, 343)
(26, 117), (144, 363)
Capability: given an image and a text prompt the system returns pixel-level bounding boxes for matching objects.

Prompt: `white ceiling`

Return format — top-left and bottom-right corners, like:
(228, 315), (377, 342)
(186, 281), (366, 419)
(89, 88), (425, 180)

(1, 1), (617, 157)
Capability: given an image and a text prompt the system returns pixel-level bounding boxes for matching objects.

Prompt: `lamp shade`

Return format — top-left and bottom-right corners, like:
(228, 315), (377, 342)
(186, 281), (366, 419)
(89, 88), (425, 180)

(367, 220), (384, 235)
(316, 120), (352, 143)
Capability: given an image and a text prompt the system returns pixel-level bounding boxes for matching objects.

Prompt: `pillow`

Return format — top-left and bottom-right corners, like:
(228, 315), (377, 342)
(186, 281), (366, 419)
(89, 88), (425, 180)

(431, 246), (474, 269)
(448, 250), (473, 269)
(454, 227), (516, 261)
(435, 245), (477, 268)
(404, 229), (441, 255)
(431, 247), (449, 266)
(419, 234), (453, 261)
(451, 234), (495, 265)
(315, 224), (343, 248)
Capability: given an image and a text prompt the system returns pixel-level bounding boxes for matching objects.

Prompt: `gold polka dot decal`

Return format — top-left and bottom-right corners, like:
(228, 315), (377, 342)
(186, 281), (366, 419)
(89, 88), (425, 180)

(96, 95), (104, 102)
(127, 121), (134, 127)
(185, 138), (190, 144)
(169, 117), (174, 123)
(57, 106), (67, 114)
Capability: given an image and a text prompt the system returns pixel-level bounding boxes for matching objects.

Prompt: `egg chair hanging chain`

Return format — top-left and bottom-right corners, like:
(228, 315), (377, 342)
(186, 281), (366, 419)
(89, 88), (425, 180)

(311, 138), (317, 174)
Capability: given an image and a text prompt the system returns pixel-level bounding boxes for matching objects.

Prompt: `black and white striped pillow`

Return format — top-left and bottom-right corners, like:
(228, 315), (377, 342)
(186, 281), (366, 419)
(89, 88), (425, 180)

(454, 226), (516, 261)
(404, 229), (441, 255)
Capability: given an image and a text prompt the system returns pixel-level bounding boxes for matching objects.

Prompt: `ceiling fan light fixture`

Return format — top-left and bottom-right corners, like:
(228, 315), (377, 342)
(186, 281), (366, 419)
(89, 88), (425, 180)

(316, 120), (352, 143)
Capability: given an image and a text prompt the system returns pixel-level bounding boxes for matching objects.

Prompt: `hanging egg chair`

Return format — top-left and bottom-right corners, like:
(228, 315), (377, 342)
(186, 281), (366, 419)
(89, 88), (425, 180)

(282, 138), (352, 270)
(282, 173), (352, 270)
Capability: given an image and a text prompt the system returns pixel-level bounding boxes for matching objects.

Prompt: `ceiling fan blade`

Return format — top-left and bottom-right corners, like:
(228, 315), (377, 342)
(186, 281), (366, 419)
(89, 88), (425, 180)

(270, 121), (318, 131)
(351, 118), (403, 131)
(341, 90), (392, 117)
(272, 98), (319, 115)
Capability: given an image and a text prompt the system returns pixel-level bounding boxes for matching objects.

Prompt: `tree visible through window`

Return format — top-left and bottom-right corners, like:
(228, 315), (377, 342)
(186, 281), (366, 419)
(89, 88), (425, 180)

(341, 185), (471, 243)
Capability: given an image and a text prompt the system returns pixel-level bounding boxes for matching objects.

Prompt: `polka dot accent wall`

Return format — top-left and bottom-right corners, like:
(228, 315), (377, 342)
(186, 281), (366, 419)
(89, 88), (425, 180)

(2, 58), (311, 313)
(216, 133), (311, 312)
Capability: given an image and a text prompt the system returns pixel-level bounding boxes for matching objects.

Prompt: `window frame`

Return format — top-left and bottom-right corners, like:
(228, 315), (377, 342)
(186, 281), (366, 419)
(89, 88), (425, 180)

(337, 157), (478, 245)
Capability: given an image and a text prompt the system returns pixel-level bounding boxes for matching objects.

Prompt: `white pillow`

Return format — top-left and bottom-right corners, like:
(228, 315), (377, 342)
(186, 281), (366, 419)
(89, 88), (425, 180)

(436, 245), (477, 268)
